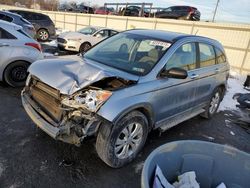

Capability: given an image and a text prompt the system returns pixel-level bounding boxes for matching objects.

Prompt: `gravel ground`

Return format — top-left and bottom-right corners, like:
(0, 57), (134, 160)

(0, 82), (249, 188)
(0, 43), (249, 187)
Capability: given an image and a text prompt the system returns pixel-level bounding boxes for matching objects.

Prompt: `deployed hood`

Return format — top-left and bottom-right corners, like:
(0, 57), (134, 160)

(28, 56), (139, 95)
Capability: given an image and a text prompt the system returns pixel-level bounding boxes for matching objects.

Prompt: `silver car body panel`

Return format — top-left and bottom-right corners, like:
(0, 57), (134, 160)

(28, 55), (139, 95)
(0, 20), (43, 81)
(23, 29), (229, 145)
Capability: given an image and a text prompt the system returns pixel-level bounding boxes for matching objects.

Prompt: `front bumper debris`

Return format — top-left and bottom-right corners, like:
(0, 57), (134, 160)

(21, 90), (101, 146)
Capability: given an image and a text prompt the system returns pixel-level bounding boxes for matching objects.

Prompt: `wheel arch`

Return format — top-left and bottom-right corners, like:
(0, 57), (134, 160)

(112, 103), (155, 131)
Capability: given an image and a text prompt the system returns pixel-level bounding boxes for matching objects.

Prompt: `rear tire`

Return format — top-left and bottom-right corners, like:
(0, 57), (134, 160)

(37, 29), (49, 41)
(201, 88), (223, 119)
(96, 111), (149, 168)
(3, 61), (30, 87)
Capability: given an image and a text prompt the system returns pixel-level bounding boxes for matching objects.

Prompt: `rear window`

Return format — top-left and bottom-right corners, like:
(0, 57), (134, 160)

(215, 48), (226, 64)
(17, 29), (31, 38)
(0, 13), (13, 22)
(0, 27), (16, 39)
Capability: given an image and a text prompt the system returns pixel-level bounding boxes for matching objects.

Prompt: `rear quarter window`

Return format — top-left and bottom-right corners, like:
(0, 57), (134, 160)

(0, 28), (16, 39)
(199, 43), (216, 68)
(215, 48), (227, 64)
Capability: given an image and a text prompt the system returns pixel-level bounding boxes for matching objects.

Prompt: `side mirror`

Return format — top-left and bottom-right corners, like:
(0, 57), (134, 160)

(95, 33), (103, 38)
(160, 67), (188, 79)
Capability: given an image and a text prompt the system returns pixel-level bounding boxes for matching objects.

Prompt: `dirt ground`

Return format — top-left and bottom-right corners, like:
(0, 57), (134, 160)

(0, 82), (249, 188)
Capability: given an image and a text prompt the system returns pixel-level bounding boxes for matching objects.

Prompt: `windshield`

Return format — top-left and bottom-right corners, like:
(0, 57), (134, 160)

(84, 33), (172, 76)
(78, 27), (97, 35)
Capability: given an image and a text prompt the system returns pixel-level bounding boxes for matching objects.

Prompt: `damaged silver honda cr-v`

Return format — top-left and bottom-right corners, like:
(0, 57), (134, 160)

(22, 29), (229, 168)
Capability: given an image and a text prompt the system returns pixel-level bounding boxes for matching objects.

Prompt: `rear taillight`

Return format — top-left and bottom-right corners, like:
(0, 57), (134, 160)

(25, 43), (42, 51)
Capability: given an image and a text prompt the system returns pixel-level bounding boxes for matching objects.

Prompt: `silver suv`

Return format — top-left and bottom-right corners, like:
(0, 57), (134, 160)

(22, 30), (229, 168)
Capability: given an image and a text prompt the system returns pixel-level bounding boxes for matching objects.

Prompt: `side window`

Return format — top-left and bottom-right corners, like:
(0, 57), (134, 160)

(215, 47), (226, 64)
(0, 28), (16, 39)
(0, 14), (13, 22)
(163, 8), (172, 12)
(110, 30), (118, 36)
(166, 43), (196, 71)
(199, 43), (216, 67)
(97, 30), (109, 38)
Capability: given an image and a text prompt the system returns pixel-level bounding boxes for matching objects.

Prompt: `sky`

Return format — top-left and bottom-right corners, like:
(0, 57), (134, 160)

(64, 0), (250, 24)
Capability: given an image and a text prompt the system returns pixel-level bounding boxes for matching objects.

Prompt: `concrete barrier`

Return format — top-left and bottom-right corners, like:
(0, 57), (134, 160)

(1, 4), (249, 74)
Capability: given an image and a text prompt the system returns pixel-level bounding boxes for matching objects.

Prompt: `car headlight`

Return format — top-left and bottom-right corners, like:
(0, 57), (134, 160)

(62, 90), (112, 112)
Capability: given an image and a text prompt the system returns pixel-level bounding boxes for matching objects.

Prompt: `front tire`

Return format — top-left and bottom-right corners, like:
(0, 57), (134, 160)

(96, 111), (149, 168)
(4, 61), (29, 87)
(79, 42), (91, 54)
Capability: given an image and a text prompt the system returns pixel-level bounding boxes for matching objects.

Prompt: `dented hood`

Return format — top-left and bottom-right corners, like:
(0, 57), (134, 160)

(28, 56), (139, 95)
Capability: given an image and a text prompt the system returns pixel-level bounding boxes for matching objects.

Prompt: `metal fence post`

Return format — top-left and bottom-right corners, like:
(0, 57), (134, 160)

(190, 22), (195, 34)
(75, 13), (78, 31)
(63, 13), (65, 29)
(105, 15), (108, 27)
(89, 15), (91, 26)
(125, 18), (128, 30)
(154, 19), (157, 30)
(240, 38), (250, 73)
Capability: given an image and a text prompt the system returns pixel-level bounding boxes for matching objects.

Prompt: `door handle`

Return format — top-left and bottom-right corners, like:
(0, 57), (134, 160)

(190, 74), (199, 79)
(0, 43), (9, 47)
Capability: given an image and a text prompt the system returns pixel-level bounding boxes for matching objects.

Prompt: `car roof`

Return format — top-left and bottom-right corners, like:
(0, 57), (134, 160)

(124, 29), (190, 42)
(124, 29), (223, 50)
(0, 10), (22, 18)
(9, 9), (47, 16)
(124, 29), (216, 44)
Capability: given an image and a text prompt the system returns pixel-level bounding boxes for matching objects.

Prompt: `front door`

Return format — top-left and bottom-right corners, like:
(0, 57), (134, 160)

(152, 42), (200, 123)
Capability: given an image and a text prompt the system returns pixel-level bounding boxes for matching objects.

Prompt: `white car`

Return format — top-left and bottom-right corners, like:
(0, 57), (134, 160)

(57, 26), (118, 53)
(0, 20), (43, 87)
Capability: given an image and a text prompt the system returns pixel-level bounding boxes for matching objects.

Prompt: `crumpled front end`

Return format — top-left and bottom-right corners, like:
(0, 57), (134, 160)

(22, 76), (105, 146)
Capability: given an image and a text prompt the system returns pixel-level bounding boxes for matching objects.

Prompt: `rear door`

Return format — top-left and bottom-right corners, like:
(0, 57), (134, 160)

(152, 42), (200, 123)
(195, 42), (218, 105)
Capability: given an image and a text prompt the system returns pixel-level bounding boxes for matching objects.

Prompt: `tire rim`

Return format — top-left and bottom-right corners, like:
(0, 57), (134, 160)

(39, 31), (49, 41)
(115, 122), (143, 159)
(11, 66), (27, 82)
(209, 92), (220, 114)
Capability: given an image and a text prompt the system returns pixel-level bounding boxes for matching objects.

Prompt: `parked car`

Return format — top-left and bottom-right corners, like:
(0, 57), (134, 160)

(57, 26), (118, 53)
(0, 10), (36, 38)
(155, 6), (200, 21)
(0, 20), (43, 87)
(95, 7), (115, 15)
(22, 29), (229, 168)
(9, 10), (56, 41)
(121, 6), (150, 17)
(76, 4), (94, 14)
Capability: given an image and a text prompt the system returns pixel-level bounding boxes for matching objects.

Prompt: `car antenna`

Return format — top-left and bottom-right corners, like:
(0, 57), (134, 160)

(194, 29), (199, 35)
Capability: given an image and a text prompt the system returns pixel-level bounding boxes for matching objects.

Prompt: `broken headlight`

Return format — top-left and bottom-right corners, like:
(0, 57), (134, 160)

(62, 90), (112, 112)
